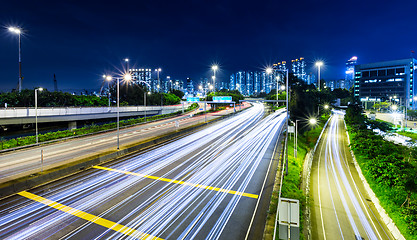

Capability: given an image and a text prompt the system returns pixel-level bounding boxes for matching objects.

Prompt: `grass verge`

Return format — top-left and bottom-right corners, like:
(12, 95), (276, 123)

(264, 114), (329, 240)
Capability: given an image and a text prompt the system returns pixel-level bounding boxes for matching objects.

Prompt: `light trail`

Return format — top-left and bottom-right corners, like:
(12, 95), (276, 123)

(0, 103), (286, 239)
(322, 114), (379, 240)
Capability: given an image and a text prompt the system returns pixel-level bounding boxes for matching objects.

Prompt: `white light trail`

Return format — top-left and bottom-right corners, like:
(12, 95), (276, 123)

(0, 103), (287, 240)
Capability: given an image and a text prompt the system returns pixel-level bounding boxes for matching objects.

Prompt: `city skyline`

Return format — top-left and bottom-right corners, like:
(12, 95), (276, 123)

(1, 1), (417, 92)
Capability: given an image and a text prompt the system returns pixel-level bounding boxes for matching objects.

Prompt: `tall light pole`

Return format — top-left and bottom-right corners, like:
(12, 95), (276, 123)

(212, 65), (218, 90)
(269, 67), (289, 174)
(284, 69), (289, 175)
(8, 27), (23, 92)
(35, 88), (43, 144)
(315, 61), (324, 90)
(108, 74), (132, 150)
(103, 75), (112, 107)
(295, 119), (300, 159)
(155, 68), (161, 89)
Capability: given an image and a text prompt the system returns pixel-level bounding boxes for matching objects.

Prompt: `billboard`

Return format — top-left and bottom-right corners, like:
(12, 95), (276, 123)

(213, 96), (232, 103)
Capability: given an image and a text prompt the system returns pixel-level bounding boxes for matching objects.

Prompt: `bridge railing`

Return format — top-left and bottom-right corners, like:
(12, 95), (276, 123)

(0, 104), (190, 119)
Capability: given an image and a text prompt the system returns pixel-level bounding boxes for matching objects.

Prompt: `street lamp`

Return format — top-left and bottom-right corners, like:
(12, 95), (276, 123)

(155, 68), (162, 91)
(212, 65), (218, 90)
(106, 74), (132, 150)
(266, 67), (278, 103)
(103, 75), (112, 107)
(8, 26), (23, 92)
(295, 119), (300, 159)
(309, 118), (317, 125)
(35, 88), (43, 144)
(324, 104), (329, 110)
(315, 61), (324, 90)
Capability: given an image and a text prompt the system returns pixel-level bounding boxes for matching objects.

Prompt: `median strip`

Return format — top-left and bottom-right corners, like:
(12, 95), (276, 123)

(18, 191), (163, 240)
(93, 166), (259, 199)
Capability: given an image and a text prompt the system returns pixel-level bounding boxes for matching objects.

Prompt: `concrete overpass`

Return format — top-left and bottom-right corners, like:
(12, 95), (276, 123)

(0, 104), (191, 129)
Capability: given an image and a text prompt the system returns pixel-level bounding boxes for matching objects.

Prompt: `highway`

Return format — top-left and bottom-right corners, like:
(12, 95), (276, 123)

(0, 104), (242, 183)
(310, 112), (393, 240)
(0, 103), (286, 239)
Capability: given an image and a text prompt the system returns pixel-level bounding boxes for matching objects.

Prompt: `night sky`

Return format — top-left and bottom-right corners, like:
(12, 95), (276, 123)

(1, 0), (417, 92)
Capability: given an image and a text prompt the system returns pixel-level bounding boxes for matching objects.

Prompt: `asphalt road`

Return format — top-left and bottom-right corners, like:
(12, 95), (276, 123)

(310, 113), (393, 240)
(0, 104), (246, 183)
(0, 103), (286, 240)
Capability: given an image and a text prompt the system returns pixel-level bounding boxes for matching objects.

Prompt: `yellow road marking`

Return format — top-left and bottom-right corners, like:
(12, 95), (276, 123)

(94, 166), (258, 199)
(18, 191), (163, 240)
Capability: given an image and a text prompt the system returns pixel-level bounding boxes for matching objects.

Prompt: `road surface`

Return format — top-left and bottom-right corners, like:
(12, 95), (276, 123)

(0, 104), (245, 184)
(310, 112), (393, 240)
(0, 103), (286, 240)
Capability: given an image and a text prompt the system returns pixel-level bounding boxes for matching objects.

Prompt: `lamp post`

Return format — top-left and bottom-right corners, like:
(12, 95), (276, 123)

(315, 61), (323, 90)
(8, 27), (23, 92)
(108, 74), (132, 150)
(284, 69), (289, 175)
(103, 75), (112, 107)
(35, 88), (43, 144)
(271, 67), (289, 174)
(212, 65), (218, 90)
(295, 119), (300, 158)
(155, 68), (162, 107)
(266, 67), (274, 102)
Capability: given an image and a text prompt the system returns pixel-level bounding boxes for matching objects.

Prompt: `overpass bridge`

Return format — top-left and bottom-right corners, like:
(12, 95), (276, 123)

(0, 104), (191, 130)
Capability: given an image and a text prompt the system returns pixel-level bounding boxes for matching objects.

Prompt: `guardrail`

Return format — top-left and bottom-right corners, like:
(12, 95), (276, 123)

(0, 105), (189, 118)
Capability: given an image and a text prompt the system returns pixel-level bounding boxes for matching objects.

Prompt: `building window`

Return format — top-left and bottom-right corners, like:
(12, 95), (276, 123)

(378, 69), (386, 76)
(370, 70), (377, 77)
(387, 68), (395, 75)
(396, 67), (405, 75)
(362, 71), (370, 77)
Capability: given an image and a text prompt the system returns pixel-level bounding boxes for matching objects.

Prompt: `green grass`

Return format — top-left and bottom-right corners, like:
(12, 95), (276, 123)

(265, 114), (329, 240)
(347, 127), (417, 240)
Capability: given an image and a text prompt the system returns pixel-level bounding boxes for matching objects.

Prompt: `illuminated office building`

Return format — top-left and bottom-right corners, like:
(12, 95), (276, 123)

(354, 58), (417, 109)
(345, 56), (357, 90)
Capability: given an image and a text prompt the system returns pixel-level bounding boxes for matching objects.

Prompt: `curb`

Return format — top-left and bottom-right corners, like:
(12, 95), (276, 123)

(344, 120), (405, 240)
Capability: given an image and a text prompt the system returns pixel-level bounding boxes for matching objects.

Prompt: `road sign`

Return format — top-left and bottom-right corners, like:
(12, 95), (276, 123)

(187, 97), (200, 102)
(279, 198), (299, 240)
(288, 126), (295, 133)
(213, 96), (232, 103)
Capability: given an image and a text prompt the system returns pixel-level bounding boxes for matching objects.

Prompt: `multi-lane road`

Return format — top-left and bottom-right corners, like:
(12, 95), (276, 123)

(310, 112), (393, 240)
(0, 103), (287, 239)
(0, 104), (243, 183)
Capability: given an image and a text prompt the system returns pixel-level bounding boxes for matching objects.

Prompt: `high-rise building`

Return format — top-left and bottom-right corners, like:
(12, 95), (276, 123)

(236, 71), (246, 94)
(229, 74), (235, 91)
(354, 58), (417, 109)
(246, 72), (254, 95)
(345, 56), (358, 90)
(254, 71), (262, 94)
(291, 58), (307, 82)
(130, 68), (153, 90)
(306, 72), (316, 85)
(186, 77), (194, 95)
